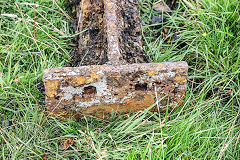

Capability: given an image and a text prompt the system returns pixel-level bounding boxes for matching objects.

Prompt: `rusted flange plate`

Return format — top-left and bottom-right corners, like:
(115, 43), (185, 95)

(43, 62), (188, 118)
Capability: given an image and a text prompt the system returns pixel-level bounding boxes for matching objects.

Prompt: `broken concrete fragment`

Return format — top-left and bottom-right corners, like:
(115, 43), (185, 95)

(43, 62), (188, 118)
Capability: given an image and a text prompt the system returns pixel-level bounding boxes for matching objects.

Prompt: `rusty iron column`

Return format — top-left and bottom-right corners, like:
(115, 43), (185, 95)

(43, 0), (188, 119)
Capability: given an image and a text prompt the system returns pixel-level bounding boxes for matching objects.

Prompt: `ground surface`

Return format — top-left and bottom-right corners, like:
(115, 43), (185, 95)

(0, 0), (240, 159)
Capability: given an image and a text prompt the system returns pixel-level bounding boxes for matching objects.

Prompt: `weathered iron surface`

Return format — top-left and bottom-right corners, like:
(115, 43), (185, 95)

(43, 0), (188, 118)
(43, 62), (188, 118)
(75, 0), (107, 66)
(73, 0), (147, 66)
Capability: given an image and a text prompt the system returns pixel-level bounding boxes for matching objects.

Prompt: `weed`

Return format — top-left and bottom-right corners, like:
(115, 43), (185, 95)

(0, 0), (239, 159)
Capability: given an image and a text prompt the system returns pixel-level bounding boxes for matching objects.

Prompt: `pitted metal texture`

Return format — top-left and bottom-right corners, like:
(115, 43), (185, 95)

(43, 0), (188, 119)
(73, 0), (147, 66)
(43, 62), (188, 118)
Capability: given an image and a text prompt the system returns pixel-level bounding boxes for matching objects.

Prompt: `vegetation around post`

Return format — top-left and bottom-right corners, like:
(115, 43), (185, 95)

(0, 0), (239, 159)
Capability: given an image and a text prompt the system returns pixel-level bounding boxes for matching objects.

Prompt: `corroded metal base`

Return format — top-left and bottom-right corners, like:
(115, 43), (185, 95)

(43, 0), (188, 119)
(43, 62), (188, 118)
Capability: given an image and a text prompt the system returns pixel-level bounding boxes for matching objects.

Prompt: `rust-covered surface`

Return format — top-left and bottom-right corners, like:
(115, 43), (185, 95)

(73, 0), (147, 66)
(43, 62), (188, 118)
(75, 0), (107, 66)
(43, 0), (188, 118)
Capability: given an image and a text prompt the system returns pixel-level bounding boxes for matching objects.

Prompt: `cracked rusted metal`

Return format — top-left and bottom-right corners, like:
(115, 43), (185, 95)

(43, 0), (188, 118)
(43, 62), (188, 118)
(74, 0), (147, 66)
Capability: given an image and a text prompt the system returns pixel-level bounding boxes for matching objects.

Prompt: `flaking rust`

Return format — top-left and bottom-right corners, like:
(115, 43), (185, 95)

(43, 62), (188, 118)
(73, 0), (147, 66)
(43, 0), (188, 118)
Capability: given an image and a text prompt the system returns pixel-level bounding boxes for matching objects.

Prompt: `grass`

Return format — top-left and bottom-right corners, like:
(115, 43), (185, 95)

(0, 0), (239, 159)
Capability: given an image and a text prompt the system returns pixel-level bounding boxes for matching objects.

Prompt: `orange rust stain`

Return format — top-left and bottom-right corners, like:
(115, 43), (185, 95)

(90, 72), (101, 79)
(45, 90), (185, 119)
(147, 70), (158, 76)
(108, 72), (121, 77)
(174, 75), (187, 85)
(80, 91), (160, 114)
(127, 92), (156, 111)
(70, 76), (92, 85)
(69, 72), (101, 86)
(45, 80), (60, 98)
(177, 68), (188, 74)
